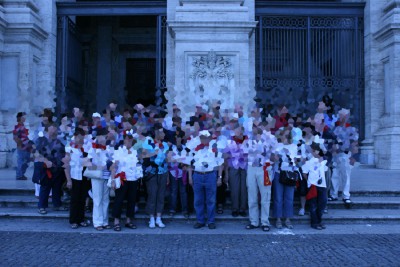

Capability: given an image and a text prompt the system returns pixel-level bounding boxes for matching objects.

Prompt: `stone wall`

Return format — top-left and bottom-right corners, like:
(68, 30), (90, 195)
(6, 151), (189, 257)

(166, 0), (257, 120)
(0, 0), (56, 168)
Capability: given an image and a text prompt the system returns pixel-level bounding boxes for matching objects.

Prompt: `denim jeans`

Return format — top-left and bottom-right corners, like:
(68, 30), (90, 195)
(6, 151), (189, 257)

(16, 148), (30, 178)
(169, 177), (188, 213)
(38, 167), (64, 209)
(308, 186), (327, 226)
(193, 171), (217, 224)
(272, 172), (295, 218)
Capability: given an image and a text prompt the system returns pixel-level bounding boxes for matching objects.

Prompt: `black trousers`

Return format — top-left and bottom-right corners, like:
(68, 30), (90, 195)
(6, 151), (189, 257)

(217, 182), (227, 206)
(69, 177), (89, 224)
(112, 180), (138, 219)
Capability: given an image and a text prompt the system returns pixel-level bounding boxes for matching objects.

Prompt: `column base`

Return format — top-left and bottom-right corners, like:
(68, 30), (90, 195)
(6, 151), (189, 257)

(374, 127), (400, 169)
(360, 139), (375, 165)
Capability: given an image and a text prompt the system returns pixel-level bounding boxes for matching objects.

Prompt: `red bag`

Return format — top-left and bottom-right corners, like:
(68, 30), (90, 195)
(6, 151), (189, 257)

(306, 185), (317, 200)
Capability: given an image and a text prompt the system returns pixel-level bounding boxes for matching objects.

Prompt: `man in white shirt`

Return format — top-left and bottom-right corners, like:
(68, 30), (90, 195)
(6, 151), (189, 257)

(188, 130), (224, 229)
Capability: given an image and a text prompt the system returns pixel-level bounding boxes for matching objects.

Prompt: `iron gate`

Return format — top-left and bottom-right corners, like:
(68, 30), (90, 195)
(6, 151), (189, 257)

(56, 16), (82, 115)
(255, 3), (364, 133)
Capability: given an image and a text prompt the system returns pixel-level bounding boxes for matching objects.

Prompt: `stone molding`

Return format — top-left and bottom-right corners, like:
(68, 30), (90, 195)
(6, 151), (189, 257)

(179, 0), (244, 6)
(168, 21), (257, 39)
(2, 0), (48, 49)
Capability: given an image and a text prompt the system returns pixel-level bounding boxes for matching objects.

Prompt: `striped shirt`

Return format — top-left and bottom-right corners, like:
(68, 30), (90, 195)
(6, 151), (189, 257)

(13, 123), (30, 150)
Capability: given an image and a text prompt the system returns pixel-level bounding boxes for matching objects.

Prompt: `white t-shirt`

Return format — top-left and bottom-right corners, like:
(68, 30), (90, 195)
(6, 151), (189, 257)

(302, 157), (327, 188)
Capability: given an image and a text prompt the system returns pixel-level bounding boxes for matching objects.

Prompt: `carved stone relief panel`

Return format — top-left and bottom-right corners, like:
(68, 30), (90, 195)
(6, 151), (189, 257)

(187, 50), (236, 111)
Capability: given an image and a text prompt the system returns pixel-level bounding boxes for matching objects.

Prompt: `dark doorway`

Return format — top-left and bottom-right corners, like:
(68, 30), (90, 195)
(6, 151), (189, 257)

(126, 58), (156, 107)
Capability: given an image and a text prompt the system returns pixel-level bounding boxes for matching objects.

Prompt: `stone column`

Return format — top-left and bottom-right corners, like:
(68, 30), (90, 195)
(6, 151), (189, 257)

(358, 0), (382, 166)
(372, 0), (400, 169)
(96, 20), (112, 111)
(166, 0), (257, 120)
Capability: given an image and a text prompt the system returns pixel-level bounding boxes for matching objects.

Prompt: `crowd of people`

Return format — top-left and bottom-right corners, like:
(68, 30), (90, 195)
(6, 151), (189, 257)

(12, 97), (359, 231)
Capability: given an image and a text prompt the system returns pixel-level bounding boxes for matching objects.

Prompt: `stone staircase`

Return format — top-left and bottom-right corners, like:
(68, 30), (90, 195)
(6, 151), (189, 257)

(0, 165), (399, 225)
(0, 186), (399, 225)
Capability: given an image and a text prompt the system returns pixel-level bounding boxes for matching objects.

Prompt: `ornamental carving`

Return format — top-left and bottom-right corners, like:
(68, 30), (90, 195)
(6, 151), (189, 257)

(189, 50), (234, 98)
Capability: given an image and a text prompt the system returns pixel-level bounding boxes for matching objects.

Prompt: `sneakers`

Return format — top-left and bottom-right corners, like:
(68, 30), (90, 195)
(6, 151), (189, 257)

(155, 217), (165, 228)
(298, 208), (305, 216)
(16, 176), (28, 180)
(149, 217), (156, 229)
(208, 223), (216, 229)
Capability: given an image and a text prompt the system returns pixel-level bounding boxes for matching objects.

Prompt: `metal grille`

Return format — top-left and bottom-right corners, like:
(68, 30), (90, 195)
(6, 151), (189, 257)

(256, 14), (364, 132)
(156, 15), (167, 107)
(56, 16), (82, 114)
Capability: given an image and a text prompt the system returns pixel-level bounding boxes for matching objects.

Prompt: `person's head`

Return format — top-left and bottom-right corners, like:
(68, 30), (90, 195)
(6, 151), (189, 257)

(46, 123), (58, 137)
(277, 106), (289, 117)
(172, 116), (182, 127)
(276, 128), (292, 144)
(154, 127), (165, 141)
(60, 114), (69, 125)
(212, 125), (222, 138)
(41, 108), (53, 124)
(229, 117), (239, 129)
(109, 101), (117, 112)
(134, 103), (145, 114)
(234, 126), (244, 137)
(122, 118), (133, 130)
(96, 127), (108, 144)
(92, 112), (101, 125)
(73, 128), (86, 145)
(338, 108), (350, 123)
(123, 134), (134, 148)
(123, 108), (132, 119)
(106, 125), (117, 141)
(73, 107), (83, 119)
(199, 130), (211, 144)
(317, 101), (328, 113)
(16, 112), (26, 123)
(311, 142), (324, 158)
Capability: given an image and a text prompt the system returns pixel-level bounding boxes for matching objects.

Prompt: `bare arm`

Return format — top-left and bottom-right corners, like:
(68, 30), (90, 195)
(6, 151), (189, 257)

(188, 166), (193, 186)
(63, 153), (72, 189)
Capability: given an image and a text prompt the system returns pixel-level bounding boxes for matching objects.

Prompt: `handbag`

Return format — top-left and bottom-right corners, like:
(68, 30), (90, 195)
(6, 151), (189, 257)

(32, 162), (48, 184)
(83, 169), (103, 179)
(107, 177), (121, 189)
(279, 170), (300, 186)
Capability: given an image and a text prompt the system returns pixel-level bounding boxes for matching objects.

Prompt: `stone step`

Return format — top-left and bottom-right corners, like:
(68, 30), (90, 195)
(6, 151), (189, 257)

(2, 186), (400, 198)
(1, 194), (399, 210)
(0, 207), (399, 224)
